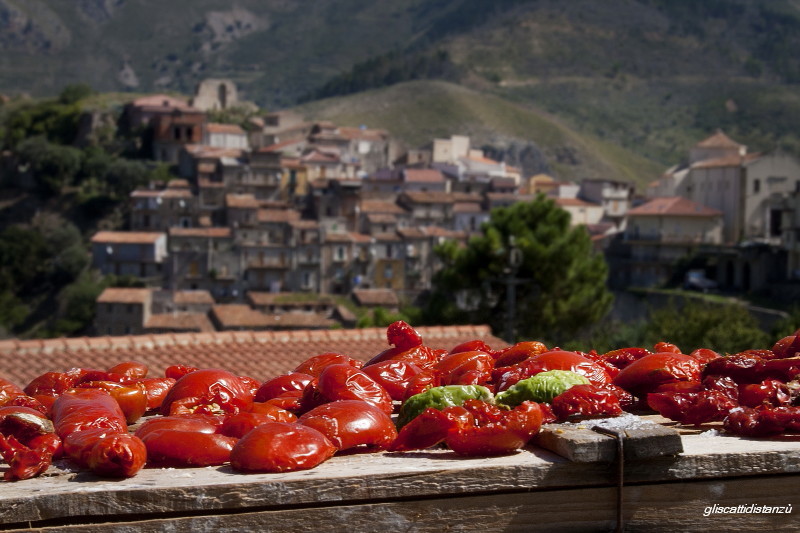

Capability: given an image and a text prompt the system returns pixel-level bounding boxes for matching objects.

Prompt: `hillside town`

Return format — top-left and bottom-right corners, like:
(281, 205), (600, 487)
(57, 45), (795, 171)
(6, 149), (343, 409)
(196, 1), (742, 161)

(89, 79), (800, 337)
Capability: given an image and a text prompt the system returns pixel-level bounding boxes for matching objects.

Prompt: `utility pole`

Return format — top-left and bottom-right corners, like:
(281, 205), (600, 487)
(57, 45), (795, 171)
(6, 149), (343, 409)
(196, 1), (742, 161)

(503, 236), (524, 343)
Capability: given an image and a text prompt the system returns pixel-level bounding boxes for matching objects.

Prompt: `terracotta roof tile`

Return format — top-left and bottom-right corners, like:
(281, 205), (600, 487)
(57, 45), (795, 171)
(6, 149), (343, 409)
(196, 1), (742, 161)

(173, 290), (215, 305)
(0, 326), (507, 386)
(404, 169), (445, 183)
(91, 231), (165, 244)
(226, 193), (260, 209)
(359, 200), (405, 214)
(352, 288), (399, 307)
(97, 288), (152, 304)
(694, 130), (743, 149)
(169, 227), (231, 238)
(206, 123), (246, 135)
(628, 196), (722, 217)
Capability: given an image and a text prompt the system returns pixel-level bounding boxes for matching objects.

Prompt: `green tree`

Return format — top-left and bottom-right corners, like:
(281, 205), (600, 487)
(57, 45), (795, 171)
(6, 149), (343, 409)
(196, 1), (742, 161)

(422, 195), (613, 344)
(642, 299), (771, 354)
(16, 136), (82, 195)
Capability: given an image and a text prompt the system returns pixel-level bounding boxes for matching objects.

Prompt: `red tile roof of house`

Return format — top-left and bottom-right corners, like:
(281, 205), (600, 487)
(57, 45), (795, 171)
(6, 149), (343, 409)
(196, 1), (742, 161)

(554, 198), (599, 208)
(402, 191), (454, 204)
(694, 130), (743, 149)
(91, 231), (165, 244)
(258, 209), (301, 223)
(144, 313), (215, 333)
(168, 227), (231, 238)
(352, 288), (399, 307)
(628, 196), (722, 217)
(359, 200), (406, 214)
(206, 123), (246, 135)
(404, 169), (445, 183)
(691, 152), (761, 169)
(226, 193), (260, 209)
(96, 288), (152, 304)
(0, 325), (507, 386)
(173, 290), (215, 305)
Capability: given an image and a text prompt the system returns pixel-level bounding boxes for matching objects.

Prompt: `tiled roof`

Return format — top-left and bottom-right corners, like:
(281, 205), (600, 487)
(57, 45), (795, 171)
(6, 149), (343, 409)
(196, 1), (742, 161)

(258, 209), (301, 223)
(206, 123), (246, 135)
(359, 200), (405, 214)
(352, 288), (399, 307)
(453, 202), (484, 214)
(691, 153), (760, 169)
(0, 325), (507, 386)
(404, 169), (445, 183)
(628, 196), (722, 217)
(554, 198), (599, 208)
(144, 313), (215, 333)
(96, 288), (152, 304)
(694, 130), (743, 149)
(168, 227), (231, 238)
(246, 292), (334, 307)
(173, 290), (215, 305)
(91, 231), (165, 244)
(226, 193), (260, 209)
(167, 179), (190, 189)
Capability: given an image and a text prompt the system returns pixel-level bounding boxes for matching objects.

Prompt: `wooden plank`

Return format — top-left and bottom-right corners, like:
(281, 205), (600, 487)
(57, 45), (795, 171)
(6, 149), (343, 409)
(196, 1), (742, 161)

(534, 413), (683, 462)
(2, 417), (800, 525)
(3, 474), (797, 532)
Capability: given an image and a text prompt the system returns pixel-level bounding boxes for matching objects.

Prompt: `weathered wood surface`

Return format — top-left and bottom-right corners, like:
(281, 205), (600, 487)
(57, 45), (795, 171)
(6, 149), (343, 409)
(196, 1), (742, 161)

(3, 475), (799, 532)
(0, 416), (799, 530)
(534, 413), (684, 462)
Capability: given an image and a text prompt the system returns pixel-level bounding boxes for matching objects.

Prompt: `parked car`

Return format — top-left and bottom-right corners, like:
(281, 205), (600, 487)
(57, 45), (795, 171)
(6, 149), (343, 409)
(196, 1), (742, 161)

(684, 269), (718, 292)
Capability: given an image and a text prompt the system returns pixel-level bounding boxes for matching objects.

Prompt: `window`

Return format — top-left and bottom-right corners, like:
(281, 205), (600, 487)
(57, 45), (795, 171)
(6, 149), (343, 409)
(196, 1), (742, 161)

(386, 245), (393, 258)
(384, 265), (393, 279)
(335, 246), (345, 261)
(754, 179), (761, 194)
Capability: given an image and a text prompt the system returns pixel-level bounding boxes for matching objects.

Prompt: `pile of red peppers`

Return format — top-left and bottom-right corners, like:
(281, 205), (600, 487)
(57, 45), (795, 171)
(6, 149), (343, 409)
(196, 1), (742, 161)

(1, 322), (799, 481)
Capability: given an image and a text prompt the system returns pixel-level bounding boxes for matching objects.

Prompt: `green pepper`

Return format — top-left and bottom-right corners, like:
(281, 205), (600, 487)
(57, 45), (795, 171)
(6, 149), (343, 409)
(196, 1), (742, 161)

(397, 385), (494, 428)
(495, 370), (590, 407)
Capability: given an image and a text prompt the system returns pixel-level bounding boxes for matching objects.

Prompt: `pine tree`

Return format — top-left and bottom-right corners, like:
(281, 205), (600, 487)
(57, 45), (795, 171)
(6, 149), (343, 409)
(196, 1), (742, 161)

(423, 195), (613, 345)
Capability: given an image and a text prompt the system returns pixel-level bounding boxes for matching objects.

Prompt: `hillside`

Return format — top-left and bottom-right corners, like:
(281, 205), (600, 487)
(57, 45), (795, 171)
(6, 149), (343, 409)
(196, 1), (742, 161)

(296, 80), (664, 186)
(1, 0), (800, 174)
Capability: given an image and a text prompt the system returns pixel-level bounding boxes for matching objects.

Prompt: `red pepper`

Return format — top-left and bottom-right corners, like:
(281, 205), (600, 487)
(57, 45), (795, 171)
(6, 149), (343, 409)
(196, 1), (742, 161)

(445, 400), (544, 456)
(723, 406), (800, 437)
(73, 381), (148, 424)
(433, 351), (495, 386)
(386, 320), (423, 351)
(551, 384), (623, 421)
(230, 422), (337, 473)
(361, 360), (423, 401)
(219, 409), (297, 438)
(254, 372), (314, 402)
(298, 400), (397, 451)
(134, 377), (177, 410)
(313, 364), (393, 415)
(647, 390), (738, 426)
(613, 352), (702, 395)
(51, 389), (145, 478)
(160, 369), (254, 416)
(294, 352), (362, 377)
(738, 379), (791, 408)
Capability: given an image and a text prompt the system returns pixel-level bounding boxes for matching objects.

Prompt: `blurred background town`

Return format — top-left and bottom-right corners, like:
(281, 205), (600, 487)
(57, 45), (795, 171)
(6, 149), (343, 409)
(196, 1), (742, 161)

(2, 0), (800, 353)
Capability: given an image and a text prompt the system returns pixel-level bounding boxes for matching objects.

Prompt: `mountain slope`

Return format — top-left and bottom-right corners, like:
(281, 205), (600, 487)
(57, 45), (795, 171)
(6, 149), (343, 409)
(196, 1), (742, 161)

(296, 80), (664, 186)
